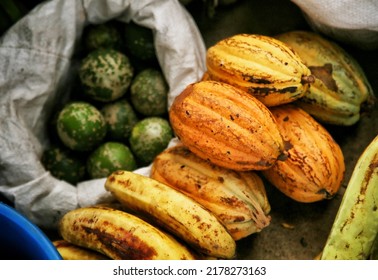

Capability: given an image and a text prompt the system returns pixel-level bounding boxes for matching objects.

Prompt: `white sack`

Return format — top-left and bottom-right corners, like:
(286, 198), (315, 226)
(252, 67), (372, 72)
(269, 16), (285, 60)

(0, 0), (206, 229)
(291, 0), (378, 50)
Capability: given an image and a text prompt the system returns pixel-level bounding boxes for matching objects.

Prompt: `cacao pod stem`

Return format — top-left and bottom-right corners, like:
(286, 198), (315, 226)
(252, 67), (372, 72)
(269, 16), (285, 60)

(301, 74), (315, 85)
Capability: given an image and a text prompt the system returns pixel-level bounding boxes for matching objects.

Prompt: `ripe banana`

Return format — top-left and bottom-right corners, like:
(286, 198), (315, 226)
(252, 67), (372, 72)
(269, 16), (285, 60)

(206, 33), (314, 107)
(321, 134), (378, 259)
(150, 144), (271, 240)
(53, 239), (110, 260)
(58, 205), (196, 260)
(276, 30), (375, 126)
(105, 170), (236, 259)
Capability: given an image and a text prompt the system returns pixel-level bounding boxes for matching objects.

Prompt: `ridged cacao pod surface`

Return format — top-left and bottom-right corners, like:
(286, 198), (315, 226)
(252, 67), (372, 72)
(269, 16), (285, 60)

(169, 80), (285, 171)
(151, 144), (271, 240)
(276, 30), (375, 126)
(261, 104), (345, 203)
(206, 33), (314, 107)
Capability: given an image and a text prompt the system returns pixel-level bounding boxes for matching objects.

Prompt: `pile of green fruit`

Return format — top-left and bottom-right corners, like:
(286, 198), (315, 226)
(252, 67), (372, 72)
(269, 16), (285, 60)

(42, 21), (173, 185)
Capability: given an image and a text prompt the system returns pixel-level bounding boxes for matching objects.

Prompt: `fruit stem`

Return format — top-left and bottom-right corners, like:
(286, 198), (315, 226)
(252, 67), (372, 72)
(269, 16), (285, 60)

(301, 75), (315, 84)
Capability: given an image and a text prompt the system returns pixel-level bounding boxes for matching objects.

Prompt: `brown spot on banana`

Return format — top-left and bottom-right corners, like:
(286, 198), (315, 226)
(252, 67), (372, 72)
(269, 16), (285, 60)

(81, 225), (157, 260)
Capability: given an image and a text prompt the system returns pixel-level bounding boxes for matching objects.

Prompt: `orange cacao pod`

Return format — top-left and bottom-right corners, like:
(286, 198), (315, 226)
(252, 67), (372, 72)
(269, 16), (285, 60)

(261, 105), (345, 203)
(151, 145), (271, 240)
(169, 80), (285, 171)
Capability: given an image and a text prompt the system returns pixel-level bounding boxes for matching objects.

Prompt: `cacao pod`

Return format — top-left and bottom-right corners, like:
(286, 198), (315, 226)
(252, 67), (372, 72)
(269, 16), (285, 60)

(151, 144), (271, 240)
(169, 80), (285, 171)
(206, 33), (314, 107)
(275, 30), (375, 126)
(261, 104), (345, 203)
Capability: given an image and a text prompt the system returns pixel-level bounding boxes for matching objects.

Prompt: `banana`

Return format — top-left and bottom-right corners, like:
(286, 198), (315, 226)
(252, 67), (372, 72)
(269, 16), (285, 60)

(105, 170), (236, 259)
(321, 134), (378, 259)
(206, 33), (314, 107)
(58, 205), (196, 260)
(150, 144), (271, 240)
(53, 240), (110, 260)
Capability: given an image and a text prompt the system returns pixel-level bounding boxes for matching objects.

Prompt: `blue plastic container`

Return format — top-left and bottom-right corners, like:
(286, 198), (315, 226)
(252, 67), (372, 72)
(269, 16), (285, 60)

(0, 202), (62, 260)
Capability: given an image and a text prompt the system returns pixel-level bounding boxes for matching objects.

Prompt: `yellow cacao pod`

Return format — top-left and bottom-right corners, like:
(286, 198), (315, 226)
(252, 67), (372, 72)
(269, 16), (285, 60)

(169, 80), (285, 171)
(151, 144), (271, 240)
(275, 30), (375, 126)
(206, 33), (314, 107)
(261, 104), (345, 203)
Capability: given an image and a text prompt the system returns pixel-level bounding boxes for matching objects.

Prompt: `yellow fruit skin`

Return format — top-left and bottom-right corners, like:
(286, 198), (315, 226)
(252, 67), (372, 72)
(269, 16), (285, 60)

(321, 135), (378, 260)
(206, 33), (314, 107)
(53, 240), (110, 260)
(276, 30), (376, 126)
(151, 145), (271, 240)
(58, 206), (196, 260)
(261, 105), (345, 203)
(169, 80), (285, 171)
(105, 170), (236, 259)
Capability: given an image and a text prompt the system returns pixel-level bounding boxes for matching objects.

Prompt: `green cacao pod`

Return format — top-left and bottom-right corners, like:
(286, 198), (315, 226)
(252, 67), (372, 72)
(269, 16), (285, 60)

(276, 30), (375, 126)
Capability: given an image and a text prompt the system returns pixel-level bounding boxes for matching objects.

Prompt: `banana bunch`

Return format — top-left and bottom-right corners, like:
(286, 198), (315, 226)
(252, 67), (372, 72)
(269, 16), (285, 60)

(321, 134), (378, 259)
(275, 31), (375, 126)
(58, 205), (196, 260)
(150, 144), (271, 240)
(104, 170), (236, 259)
(57, 170), (236, 260)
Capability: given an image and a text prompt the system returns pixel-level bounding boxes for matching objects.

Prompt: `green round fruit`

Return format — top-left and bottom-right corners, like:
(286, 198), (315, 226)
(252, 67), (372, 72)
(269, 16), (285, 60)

(101, 99), (139, 141)
(41, 146), (86, 185)
(79, 48), (134, 102)
(57, 101), (107, 152)
(84, 22), (122, 51)
(130, 68), (169, 116)
(124, 21), (156, 61)
(129, 117), (173, 165)
(86, 142), (137, 179)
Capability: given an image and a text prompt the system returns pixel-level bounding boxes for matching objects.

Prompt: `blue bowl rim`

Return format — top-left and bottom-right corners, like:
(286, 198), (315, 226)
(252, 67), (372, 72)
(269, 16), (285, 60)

(0, 202), (62, 260)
